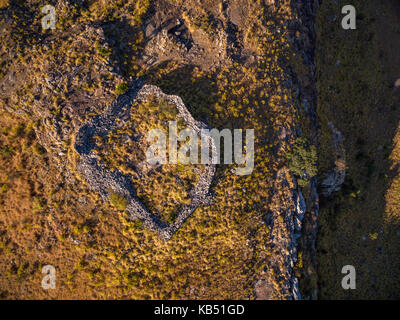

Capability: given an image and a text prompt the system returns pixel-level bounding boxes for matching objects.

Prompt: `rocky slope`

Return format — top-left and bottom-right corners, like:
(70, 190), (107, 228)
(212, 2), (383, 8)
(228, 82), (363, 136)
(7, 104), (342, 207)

(0, 0), (323, 299)
(254, 0), (319, 300)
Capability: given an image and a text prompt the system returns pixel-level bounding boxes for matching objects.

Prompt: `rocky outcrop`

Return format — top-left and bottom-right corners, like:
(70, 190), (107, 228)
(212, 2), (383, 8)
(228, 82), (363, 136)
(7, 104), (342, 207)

(142, 0), (248, 70)
(255, 169), (306, 300)
(321, 121), (346, 197)
(74, 81), (216, 241)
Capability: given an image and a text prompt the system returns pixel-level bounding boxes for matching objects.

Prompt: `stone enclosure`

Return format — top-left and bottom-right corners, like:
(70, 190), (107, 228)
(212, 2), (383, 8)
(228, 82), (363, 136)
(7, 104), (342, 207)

(74, 81), (216, 240)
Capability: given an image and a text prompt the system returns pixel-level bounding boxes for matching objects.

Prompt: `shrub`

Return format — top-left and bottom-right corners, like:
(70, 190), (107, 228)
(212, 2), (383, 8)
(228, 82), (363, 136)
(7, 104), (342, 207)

(115, 82), (129, 95)
(286, 137), (317, 187)
(32, 197), (45, 213)
(12, 124), (25, 138)
(0, 184), (9, 194)
(110, 193), (128, 211)
(1, 146), (12, 157)
(132, 219), (143, 230)
(32, 143), (46, 156)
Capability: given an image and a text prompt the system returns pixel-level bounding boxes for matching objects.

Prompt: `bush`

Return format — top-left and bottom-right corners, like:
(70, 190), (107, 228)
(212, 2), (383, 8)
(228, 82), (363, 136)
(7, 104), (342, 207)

(110, 193), (128, 211)
(132, 219), (143, 230)
(115, 82), (129, 95)
(32, 197), (45, 213)
(1, 146), (12, 157)
(12, 124), (25, 138)
(32, 143), (46, 156)
(286, 137), (317, 187)
(0, 184), (9, 194)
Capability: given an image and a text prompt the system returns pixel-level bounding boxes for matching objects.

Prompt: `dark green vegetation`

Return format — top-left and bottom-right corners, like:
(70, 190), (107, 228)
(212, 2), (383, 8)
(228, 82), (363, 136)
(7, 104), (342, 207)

(115, 82), (129, 96)
(109, 193), (128, 211)
(316, 0), (400, 299)
(286, 137), (317, 187)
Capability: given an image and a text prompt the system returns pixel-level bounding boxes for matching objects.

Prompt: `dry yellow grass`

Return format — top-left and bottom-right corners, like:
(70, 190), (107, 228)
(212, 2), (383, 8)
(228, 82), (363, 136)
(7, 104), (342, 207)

(0, 0), (314, 299)
(0, 0), (9, 9)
